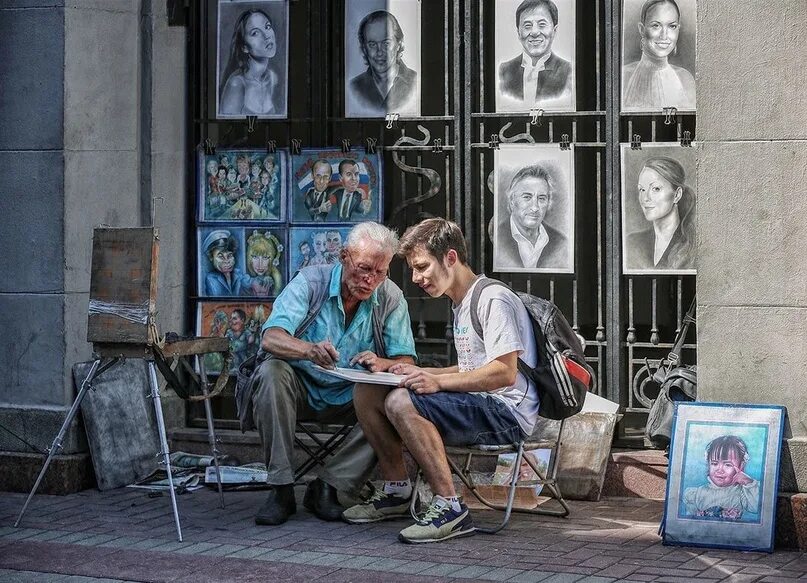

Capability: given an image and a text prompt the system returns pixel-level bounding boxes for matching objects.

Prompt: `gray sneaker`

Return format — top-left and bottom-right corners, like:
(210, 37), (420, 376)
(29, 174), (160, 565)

(342, 487), (411, 524)
(398, 496), (475, 544)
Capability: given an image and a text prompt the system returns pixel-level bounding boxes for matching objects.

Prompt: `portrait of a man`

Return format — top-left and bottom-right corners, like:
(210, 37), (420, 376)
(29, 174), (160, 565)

(495, 0), (576, 113)
(345, 0), (421, 118)
(303, 159), (334, 222)
(493, 144), (575, 273)
(329, 159), (373, 221)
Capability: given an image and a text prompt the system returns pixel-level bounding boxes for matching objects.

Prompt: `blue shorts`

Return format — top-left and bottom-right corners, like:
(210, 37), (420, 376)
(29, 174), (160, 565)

(408, 391), (524, 447)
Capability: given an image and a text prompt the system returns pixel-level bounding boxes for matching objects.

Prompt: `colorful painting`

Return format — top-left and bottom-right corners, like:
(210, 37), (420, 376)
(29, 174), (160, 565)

(197, 302), (273, 374)
(663, 402), (785, 552)
(198, 149), (287, 222)
(492, 449), (552, 496)
(197, 226), (286, 298)
(289, 148), (383, 224)
(288, 226), (352, 277)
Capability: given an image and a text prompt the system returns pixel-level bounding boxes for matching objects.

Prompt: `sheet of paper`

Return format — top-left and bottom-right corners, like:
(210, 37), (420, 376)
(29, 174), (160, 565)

(581, 391), (620, 414)
(313, 365), (405, 386)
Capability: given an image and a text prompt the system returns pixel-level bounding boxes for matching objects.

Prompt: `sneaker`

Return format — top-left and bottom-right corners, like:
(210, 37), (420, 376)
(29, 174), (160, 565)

(342, 486), (411, 524)
(398, 496), (475, 544)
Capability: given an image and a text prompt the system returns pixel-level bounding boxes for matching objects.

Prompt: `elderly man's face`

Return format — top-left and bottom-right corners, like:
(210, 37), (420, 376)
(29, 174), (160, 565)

(509, 176), (551, 232)
(362, 19), (399, 76)
(339, 163), (361, 192)
(341, 240), (392, 302)
(312, 163), (331, 193)
(518, 5), (557, 61)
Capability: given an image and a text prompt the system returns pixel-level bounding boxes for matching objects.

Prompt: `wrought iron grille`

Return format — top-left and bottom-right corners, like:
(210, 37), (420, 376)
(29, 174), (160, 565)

(186, 0), (697, 446)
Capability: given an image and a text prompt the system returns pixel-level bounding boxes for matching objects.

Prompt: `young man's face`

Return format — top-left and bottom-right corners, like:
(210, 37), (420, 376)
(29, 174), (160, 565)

(406, 246), (450, 298)
(313, 233), (326, 255)
(708, 450), (744, 487)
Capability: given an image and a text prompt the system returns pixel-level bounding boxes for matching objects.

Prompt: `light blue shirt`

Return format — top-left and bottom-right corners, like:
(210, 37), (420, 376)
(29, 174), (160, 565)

(262, 263), (417, 410)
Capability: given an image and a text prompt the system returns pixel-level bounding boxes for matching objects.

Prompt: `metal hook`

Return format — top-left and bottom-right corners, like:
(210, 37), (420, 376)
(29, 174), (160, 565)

(663, 107), (677, 126)
(203, 138), (215, 156)
(498, 122), (534, 144)
(432, 138), (443, 153)
(529, 108), (544, 126)
(365, 137), (377, 154)
(291, 139), (302, 155)
(384, 112), (400, 130)
(488, 133), (500, 150)
(266, 140), (277, 154)
(341, 138), (351, 153)
(246, 115), (257, 133)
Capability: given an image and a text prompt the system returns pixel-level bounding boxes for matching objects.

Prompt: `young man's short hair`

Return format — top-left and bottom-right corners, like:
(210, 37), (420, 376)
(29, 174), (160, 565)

(398, 218), (468, 264)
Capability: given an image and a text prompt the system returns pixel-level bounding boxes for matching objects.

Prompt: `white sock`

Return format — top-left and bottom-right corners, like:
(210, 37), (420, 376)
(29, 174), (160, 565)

(436, 495), (462, 513)
(383, 479), (412, 498)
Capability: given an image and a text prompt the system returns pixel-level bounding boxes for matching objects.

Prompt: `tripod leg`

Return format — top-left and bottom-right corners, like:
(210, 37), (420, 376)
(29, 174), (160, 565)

(15, 358), (105, 527)
(196, 355), (225, 508)
(148, 361), (183, 542)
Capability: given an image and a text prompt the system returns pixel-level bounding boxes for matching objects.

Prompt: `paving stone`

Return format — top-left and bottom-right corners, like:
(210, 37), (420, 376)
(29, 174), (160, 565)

(416, 562), (468, 577)
(510, 571), (554, 583)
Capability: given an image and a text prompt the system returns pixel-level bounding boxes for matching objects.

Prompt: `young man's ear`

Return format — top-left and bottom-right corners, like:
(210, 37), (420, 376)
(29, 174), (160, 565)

(445, 249), (458, 266)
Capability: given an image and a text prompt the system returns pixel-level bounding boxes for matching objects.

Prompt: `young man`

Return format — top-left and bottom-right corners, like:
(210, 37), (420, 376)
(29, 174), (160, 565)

(343, 218), (540, 543)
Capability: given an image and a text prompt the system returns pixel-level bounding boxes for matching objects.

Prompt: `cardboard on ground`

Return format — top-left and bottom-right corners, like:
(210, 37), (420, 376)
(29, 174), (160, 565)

(313, 365), (405, 386)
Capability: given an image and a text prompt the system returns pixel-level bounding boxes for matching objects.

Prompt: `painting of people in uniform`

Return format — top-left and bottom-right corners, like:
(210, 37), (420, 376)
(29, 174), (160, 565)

(216, 0), (289, 119)
(492, 144), (575, 274)
(344, 0), (421, 118)
(289, 149), (383, 223)
(197, 302), (272, 374)
(199, 149), (286, 222)
(621, 0), (696, 113)
(288, 227), (352, 277)
(198, 226), (286, 298)
(495, 0), (577, 113)
(620, 143), (696, 275)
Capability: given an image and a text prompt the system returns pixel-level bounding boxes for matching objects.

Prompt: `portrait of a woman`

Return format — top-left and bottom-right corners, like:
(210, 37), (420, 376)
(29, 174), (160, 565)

(241, 230), (284, 297)
(217, 2), (288, 118)
(622, 0), (695, 112)
(625, 156), (695, 273)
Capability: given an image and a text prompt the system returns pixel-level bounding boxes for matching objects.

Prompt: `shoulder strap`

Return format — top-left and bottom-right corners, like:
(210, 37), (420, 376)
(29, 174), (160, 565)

(370, 279), (403, 358)
(469, 278), (510, 340)
(666, 298), (696, 365)
(294, 264), (336, 338)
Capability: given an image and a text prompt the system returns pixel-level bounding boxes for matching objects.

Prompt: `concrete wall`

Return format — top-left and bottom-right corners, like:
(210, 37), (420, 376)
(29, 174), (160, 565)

(696, 0), (807, 492)
(0, 0), (187, 460)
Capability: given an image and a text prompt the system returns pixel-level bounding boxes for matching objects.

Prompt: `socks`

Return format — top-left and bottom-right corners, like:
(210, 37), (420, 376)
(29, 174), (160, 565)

(444, 495), (462, 512)
(383, 479), (412, 499)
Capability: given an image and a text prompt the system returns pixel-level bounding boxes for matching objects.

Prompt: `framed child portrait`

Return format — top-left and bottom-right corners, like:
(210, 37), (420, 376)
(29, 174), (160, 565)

(197, 302), (273, 375)
(662, 402), (785, 552)
(197, 226), (287, 299)
(198, 148), (287, 222)
(289, 148), (383, 224)
(288, 226), (352, 278)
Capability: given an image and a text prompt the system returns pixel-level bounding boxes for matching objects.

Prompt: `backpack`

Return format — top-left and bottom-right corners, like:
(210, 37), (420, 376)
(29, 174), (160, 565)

(469, 279), (595, 420)
(234, 263), (403, 432)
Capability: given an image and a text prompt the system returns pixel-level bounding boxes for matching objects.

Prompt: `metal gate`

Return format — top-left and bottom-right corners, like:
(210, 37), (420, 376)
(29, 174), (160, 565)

(186, 0), (696, 445)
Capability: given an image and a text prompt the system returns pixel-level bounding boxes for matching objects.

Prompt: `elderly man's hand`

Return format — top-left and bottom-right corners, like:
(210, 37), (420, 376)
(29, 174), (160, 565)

(350, 351), (384, 372)
(306, 340), (339, 369)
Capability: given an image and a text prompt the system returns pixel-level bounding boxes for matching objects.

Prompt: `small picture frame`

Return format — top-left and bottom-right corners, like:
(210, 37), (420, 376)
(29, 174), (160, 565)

(289, 148), (383, 224)
(494, 0), (576, 113)
(198, 149), (287, 223)
(620, 143), (696, 275)
(198, 226), (287, 299)
(288, 226), (352, 278)
(216, 0), (289, 119)
(663, 402), (785, 552)
(492, 144), (575, 274)
(197, 301), (273, 375)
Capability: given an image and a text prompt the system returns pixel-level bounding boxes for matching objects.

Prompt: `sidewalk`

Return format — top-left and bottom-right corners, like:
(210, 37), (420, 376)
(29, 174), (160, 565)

(1, 487), (805, 583)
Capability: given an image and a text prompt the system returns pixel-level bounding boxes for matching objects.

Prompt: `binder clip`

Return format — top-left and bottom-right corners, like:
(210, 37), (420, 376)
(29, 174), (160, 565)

(341, 138), (352, 153)
(559, 133), (571, 150)
(203, 138), (215, 156)
(266, 140), (277, 154)
(529, 108), (544, 126)
(488, 133), (500, 150)
(384, 112), (400, 130)
(680, 130), (692, 147)
(432, 138), (443, 153)
(663, 107), (677, 126)
(291, 139), (302, 155)
(246, 115), (257, 133)
(630, 134), (642, 150)
(365, 137), (377, 154)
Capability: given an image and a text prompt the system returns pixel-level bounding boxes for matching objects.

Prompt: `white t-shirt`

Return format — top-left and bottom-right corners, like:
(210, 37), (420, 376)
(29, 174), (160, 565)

(451, 276), (540, 435)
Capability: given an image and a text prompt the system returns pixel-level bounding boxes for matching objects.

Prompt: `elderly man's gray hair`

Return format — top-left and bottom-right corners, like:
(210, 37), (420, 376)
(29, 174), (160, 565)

(507, 164), (555, 204)
(346, 221), (399, 255)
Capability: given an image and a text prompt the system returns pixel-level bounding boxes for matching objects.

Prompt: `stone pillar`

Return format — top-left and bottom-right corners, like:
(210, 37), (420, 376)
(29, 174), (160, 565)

(696, 0), (807, 494)
(0, 0), (187, 493)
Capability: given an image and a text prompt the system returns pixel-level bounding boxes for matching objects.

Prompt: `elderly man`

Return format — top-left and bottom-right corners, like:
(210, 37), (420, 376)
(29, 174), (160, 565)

(238, 222), (417, 526)
(343, 219), (539, 544)
(496, 163), (569, 270)
(349, 10), (417, 113)
(498, 0), (572, 104)
(329, 159), (372, 221)
(303, 159), (334, 221)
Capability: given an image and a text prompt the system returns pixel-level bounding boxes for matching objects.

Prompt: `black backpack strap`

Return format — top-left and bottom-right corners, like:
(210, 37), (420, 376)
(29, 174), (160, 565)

(293, 264), (336, 338)
(666, 298), (696, 366)
(370, 279), (404, 358)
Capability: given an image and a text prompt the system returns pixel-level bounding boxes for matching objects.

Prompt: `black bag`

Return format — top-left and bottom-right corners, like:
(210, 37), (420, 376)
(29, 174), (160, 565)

(644, 300), (697, 449)
(470, 279), (595, 420)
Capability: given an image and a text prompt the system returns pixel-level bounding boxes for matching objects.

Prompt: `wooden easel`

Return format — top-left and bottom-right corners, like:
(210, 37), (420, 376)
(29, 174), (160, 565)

(15, 228), (231, 542)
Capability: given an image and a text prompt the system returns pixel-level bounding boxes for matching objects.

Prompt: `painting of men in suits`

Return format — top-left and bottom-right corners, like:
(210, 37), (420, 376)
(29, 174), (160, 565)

(495, 0), (576, 113)
(493, 144), (575, 273)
